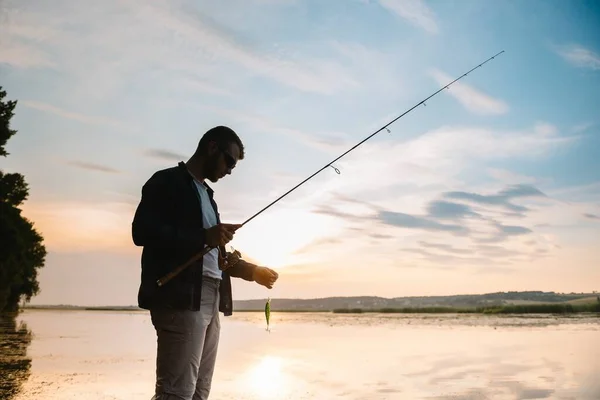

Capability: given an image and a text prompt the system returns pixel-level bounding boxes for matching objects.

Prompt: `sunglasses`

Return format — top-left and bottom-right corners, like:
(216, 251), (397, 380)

(220, 148), (236, 169)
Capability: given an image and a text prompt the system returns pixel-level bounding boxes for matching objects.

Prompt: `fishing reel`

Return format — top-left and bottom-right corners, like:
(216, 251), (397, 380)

(218, 246), (243, 271)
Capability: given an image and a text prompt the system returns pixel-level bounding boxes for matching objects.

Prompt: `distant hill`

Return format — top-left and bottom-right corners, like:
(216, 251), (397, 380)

(21, 291), (599, 312)
(232, 291), (600, 311)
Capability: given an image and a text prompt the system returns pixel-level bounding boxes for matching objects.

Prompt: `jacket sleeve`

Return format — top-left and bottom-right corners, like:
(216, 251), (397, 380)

(131, 172), (206, 249)
(226, 258), (257, 282)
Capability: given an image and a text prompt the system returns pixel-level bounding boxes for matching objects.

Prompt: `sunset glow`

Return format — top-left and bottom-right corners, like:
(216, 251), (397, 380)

(1, 0), (598, 306)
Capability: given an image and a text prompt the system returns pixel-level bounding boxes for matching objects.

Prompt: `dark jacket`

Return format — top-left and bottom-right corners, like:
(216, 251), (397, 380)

(131, 161), (256, 316)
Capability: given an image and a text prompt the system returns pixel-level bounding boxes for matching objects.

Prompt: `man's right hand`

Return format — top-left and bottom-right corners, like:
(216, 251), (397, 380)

(205, 223), (242, 247)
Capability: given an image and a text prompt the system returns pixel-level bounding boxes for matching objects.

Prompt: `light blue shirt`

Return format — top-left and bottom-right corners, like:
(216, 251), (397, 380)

(193, 180), (222, 280)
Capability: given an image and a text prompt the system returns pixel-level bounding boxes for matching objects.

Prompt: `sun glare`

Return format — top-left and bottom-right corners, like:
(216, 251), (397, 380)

(244, 355), (288, 398)
(232, 207), (340, 268)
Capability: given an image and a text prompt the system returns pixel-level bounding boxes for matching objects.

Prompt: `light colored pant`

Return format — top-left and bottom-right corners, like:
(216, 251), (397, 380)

(150, 277), (221, 400)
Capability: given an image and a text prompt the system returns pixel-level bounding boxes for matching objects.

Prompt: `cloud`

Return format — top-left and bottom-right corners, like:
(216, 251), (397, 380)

(401, 247), (508, 267)
(129, 2), (361, 95)
(495, 223), (532, 236)
(303, 122), (574, 205)
(474, 221), (533, 244)
(143, 149), (186, 162)
(378, 0), (439, 34)
(292, 236), (342, 255)
(376, 210), (469, 234)
(21, 100), (133, 132)
(426, 200), (481, 219)
(310, 183), (545, 267)
(486, 168), (539, 185)
(583, 213), (600, 220)
(555, 44), (600, 71)
(370, 233), (394, 239)
(0, 0), (368, 97)
(312, 204), (372, 223)
(66, 161), (121, 174)
(0, 43), (56, 69)
(418, 241), (471, 255)
(192, 104), (354, 153)
(428, 68), (509, 115)
(443, 184), (547, 214)
(475, 244), (524, 258)
(571, 122), (595, 134)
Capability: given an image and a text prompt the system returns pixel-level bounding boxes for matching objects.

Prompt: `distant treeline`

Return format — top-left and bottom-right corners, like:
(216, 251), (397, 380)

(333, 302), (600, 314)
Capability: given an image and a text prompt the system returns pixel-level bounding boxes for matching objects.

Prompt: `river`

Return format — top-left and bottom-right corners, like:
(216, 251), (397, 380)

(2, 309), (599, 399)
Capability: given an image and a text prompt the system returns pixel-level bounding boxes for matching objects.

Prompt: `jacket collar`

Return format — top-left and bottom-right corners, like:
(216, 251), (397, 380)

(177, 161), (214, 196)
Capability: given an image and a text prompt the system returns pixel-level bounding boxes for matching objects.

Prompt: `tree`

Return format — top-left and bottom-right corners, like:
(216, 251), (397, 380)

(0, 86), (47, 313)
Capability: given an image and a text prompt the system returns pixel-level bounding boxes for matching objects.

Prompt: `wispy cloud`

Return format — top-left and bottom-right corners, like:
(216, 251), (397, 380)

(429, 69), (509, 115)
(426, 200), (481, 220)
(191, 104), (354, 153)
(0, 0), (373, 98)
(555, 44), (600, 71)
(405, 249), (513, 268)
(143, 149), (186, 162)
(292, 237), (342, 255)
(0, 43), (55, 69)
(584, 213), (600, 221)
(486, 168), (539, 185)
(128, 2), (361, 95)
(376, 210), (470, 234)
(21, 100), (133, 131)
(66, 161), (121, 174)
(571, 122), (594, 134)
(378, 0), (439, 34)
(302, 122), (575, 202)
(419, 241), (471, 255)
(443, 184), (547, 214)
(476, 221), (533, 244)
(307, 183), (550, 265)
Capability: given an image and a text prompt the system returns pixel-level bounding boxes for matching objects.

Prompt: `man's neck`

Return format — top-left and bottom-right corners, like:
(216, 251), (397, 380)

(185, 156), (206, 183)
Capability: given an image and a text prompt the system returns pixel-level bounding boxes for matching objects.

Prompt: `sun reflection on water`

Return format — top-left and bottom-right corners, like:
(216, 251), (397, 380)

(244, 355), (290, 399)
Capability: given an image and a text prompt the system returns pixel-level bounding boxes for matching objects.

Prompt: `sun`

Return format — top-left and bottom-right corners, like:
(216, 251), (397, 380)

(231, 207), (340, 268)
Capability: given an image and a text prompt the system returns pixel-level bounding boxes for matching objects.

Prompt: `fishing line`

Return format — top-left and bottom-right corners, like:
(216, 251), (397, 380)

(156, 50), (505, 287)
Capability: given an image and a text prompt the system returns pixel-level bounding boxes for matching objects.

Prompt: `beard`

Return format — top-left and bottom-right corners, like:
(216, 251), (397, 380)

(205, 156), (221, 182)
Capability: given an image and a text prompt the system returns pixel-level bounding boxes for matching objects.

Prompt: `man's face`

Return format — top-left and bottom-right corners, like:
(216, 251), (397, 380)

(206, 141), (240, 182)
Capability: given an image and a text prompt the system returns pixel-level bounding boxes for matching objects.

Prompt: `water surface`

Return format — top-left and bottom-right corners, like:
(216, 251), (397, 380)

(4, 310), (599, 399)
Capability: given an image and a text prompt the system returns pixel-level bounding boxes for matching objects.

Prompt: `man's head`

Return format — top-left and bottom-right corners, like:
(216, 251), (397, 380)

(192, 126), (245, 183)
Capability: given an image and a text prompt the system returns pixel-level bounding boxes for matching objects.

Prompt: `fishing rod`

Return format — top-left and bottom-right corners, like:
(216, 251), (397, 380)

(156, 50), (505, 287)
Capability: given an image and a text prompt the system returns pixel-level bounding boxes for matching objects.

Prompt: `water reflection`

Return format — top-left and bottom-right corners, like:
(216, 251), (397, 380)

(0, 313), (32, 400)
(243, 356), (286, 398)
(9, 310), (600, 399)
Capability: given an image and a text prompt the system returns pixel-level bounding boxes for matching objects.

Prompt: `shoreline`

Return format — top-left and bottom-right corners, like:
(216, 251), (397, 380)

(14, 304), (600, 315)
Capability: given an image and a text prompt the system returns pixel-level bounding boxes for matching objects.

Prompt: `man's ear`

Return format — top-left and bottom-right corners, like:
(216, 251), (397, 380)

(206, 140), (218, 155)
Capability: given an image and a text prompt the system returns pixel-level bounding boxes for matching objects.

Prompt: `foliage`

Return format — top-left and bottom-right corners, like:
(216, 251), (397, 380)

(0, 86), (47, 313)
(0, 88), (18, 158)
(333, 302), (600, 314)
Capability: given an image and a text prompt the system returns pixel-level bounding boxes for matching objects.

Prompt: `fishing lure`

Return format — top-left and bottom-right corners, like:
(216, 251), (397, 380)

(155, 50), (505, 288)
(265, 297), (271, 332)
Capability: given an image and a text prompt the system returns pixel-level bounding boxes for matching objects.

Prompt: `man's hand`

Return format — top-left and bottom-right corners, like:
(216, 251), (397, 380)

(205, 223), (242, 247)
(252, 266), (279, 289)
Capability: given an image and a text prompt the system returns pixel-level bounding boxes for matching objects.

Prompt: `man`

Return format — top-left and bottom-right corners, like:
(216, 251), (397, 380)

(131, 125), (279, 400)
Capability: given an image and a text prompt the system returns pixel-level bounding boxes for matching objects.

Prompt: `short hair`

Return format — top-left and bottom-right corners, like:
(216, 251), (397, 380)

(196, 125), (245, 159)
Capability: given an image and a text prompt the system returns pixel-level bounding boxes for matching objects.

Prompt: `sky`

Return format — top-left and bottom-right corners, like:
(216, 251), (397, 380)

(1, 0), (599, 306)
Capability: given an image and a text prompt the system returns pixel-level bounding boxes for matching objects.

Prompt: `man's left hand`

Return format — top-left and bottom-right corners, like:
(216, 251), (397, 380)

(252, 266), (279, 289)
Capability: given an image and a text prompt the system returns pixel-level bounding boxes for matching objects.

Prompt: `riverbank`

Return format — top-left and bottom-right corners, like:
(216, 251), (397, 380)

(19, 300), (600, 315)
(333, 303), (600, 314)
